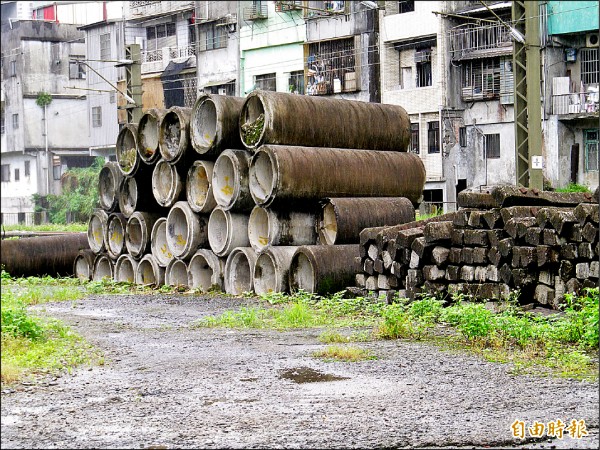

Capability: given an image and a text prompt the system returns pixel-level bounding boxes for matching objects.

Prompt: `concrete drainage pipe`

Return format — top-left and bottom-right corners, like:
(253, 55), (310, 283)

(159, 106), (192, 165)
(73, 249), (96, 281)
(119, 174), (164, 218)
(166, 201), (209, 260)
(92, 254), (114, 282)
(248, 206), (318, 252)
(105, 213), (127, 260)
(136, 254), (165, 287)
(289, 245), (361, 295)
(165, 259), (189, 288)
(208, 206), (250, 257)
(152, 159), (184, 208)
(116, 124), (140, 177)
(115, 254), (138, 283)
(253, 246), (297, 295)
(249, 145), (426, 208)
(150, 218), (173, 268)
(186, 160), (217, 213)
(224, 247), (258, 295)
(126, 212), (162, 259)
(188, 249), (224, 291)
(87, 209), (109, 253)
(98, 161), (123, 212)
(318, 197), (415, 245)
(137, 108), (165, 166)
(190, 93), (245, 158)
(212, 149), (254, 211)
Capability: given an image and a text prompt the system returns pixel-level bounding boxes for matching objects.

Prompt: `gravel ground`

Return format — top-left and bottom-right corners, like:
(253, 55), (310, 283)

(1, 294), (598, 449)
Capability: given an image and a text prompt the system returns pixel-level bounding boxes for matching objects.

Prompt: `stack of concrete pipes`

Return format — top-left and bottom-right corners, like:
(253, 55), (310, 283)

(77, 90), (426, 295)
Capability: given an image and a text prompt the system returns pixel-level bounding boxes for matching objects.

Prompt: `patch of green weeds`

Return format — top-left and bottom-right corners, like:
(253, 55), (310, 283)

(312, 344), (377, 362)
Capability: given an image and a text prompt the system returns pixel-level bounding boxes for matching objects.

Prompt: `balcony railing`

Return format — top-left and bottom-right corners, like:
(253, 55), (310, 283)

(141, 45), (196, 73)
(243, 4), (268, 21)
(128, 1), (194, 19)
(552, 92), (599, 115)
(449, 22), (513, 60)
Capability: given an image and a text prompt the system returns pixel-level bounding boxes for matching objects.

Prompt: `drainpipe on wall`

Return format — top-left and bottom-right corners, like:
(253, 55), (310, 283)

(44, 104), (50, 195)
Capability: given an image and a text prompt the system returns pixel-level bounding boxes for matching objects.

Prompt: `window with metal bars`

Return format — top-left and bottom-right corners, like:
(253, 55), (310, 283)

(428, 121), (439, 153)
(92, 107), (102, 127)
(289, 71), (305, 94)
(307, 37), (356, 95)
(198, 21), (227, 51)
(182, 75), (198, 108)
(585, 129), (598, 172)
(255, 73), (276, 91)
(410, 123), (419, 153)
(485, 133), (500, 159)
(459, 127), (467, 147)
(462, 58), (501, 101)
(580, 48), (599, 85)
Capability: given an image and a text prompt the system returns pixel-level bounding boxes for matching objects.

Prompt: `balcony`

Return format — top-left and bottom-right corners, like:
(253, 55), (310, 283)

(552, 92), (599, 116)
(449, 22), (513, 61)
(127, 1), (194, 20)
(243, 4), (268, 21)
(141, 45), (196, 74)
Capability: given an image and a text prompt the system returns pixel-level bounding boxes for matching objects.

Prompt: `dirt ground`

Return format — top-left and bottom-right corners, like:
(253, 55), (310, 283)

(1, 294), (598, 449)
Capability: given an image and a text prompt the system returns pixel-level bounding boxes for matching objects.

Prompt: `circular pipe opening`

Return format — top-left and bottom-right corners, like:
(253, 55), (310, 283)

(253, 252), (277, 294)
(192, 97), (217, 153)
(88, 213), (106, 253)
(116, 126), (138, 175)
(289, 252), (315, 293)
(240, 94), (266, 148)
(74, 255), (91, 280)
(208, 208), (231, 256)
(138, 113), (160, 161)
(319, 203), (338, 245)
(98, 164), (119, 211)
(107, 216), (125, 258)
(213, 152), (237, 208)
(151, 218), (173, 267)
(93, 256), (113, 281)
(126, 216), (143, 256)
(152, 160), (177, 207)
(119, 177), (137, 217)
(249, 150), (276, 206)
(166, 205), (189, 257)
(225, 250), (253, 295)
(188, 254), (213, 290)
(160, 111), (182, 161)
(167, 260), (188, 287)
(136, 258), (157, 285)
(115, 255), (136, 283)
(186, 161), (215, 213)
(248, 207), (270, 250)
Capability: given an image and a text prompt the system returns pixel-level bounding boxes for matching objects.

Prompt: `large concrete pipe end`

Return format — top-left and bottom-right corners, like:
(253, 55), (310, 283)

(159, 106), (192, 165)
(136, 254), (165, 287)
(105, 213), (127, 260)
(248, 206), (318, 251)
(73, 249), (96, 281)
(212, 149), (254, 211)
(239, 90), (410, 151)
(150, 217), (174, 268)
(119, 175), (165, 218)
(137, 108), (165, 165)
(126, 212), (162, 259)
(190, 94), (245, 157)
(165, 259), (189, 288)
(152, 159), (184, 208)
(224, 247), (257, 295)
(188, 249), (224, 291)
(253, 246), (297, 295)
(92, 254), (114, 282)
(87, 209), (109, 253)
(98, 161), (123, 212)
(186, 160), (217, 213)
(208, 207), (250, 257)
(319, 197), (415, 245)
(166, 201), (209, 260)
(116, 124), (140, 177)
(289, 245), (361, 295)
(115, 254), (138, 283)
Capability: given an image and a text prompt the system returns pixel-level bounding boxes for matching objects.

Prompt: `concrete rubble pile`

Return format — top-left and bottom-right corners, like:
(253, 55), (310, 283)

(356, 185), (599, 308)
(77, 91), (426, 295)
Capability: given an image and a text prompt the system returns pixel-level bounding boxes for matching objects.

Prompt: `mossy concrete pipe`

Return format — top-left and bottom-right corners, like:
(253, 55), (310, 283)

(87, 209), (109, 253)
(150, 217), (174, 267)
(98, 161), (123, 212)
(188, 249), (225, 291)
(190, 94), (245, 158)
(248, 206), (318, 251)
(136, 254), (165, 287)
(166, 201), (209, 259)
(92, 254), (114, 281)
(253, 246), (297, 294)
(159, 106), (192, 165)
(126, 211), (163, 259)
(289, 244), (361, 295)
(1, 233), (89, 278)
(152, 159), (185, 208)
(116, 124), (141, 177)
(208, 206), (250, 257)
(239, 90), (410, 151)
(186, 160), (217, 213)
(165, 259), (189, 288)
(212, 149), (254, 211)
(224, 247), (258, 295)
(105, 212), (127, 260)
(137, 108), (166, 165)
(318, 197), (415, 245)
(115, 254), (139, 283)
(249, 145), (426, 208)
(73, 249), (96, 280)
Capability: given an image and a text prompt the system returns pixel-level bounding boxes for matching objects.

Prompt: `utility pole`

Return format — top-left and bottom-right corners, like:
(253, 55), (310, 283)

(513, 0), (543, 190)
(120, 44), (143, 124)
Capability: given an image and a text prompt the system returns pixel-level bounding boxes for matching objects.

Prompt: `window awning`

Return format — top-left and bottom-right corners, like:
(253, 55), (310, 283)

(202, 79), (235, 88)
(51, 150), (91, 157)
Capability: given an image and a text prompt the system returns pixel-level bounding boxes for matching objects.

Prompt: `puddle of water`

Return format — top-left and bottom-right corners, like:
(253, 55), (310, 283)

(278, 367), (349, 384)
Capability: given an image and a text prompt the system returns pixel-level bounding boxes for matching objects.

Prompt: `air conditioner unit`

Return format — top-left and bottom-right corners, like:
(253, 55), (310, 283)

(414, 50), (431, 63)
(586, 33), (599, 48)
(218, 88), (227, 95)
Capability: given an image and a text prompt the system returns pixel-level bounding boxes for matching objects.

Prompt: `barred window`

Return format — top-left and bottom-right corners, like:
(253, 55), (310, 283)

(427, 121), (439, 154)
(462, 58), (501, 101)
(410, 123), (419, 153)
(289, 70), (305, 94)
(92, 106), (102, 127)
(485, 133), (500, 159)
(198, 21), (227, 52)
(307, 37), (357, 95)
(255, 73), (276, 91)
(580, 48), (599, 85)
(585, 129), (598, 172)
(459, 127), (467, 147)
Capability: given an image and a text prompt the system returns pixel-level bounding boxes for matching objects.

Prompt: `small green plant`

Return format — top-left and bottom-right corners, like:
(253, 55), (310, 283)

(35, 91), (52, 108)
(555, 183), (591, 193)
(312, 345), (377, 362)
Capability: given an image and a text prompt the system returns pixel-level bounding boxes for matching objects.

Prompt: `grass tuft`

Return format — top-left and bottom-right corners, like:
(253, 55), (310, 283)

(313, 344), (377, 362)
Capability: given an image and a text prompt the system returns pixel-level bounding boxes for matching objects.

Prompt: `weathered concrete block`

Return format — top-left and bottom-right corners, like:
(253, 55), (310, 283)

(534, 285), (555, 306)
(567, 223), (582, 242)
(486, 265), (499, 282)
(513, 246), (537, 268)
(423, 281), (447, 296)
(581, 222), (599, 243)
(559, 243), (578, 260)
(451, 229), (464, 246)
(501, 206), (536, 223)
(582, 279), (597, 290)
(575, 263), (590, 280)
(382, 251), (393, 270)
(411, 236), (432, 258)
(474, 266), (487, 282)
(498, 238), (514, 258)
(388, 275), (399, 288)
(553, 276), (566, 309)
(506, 217), (538, 239)
(460, 265), (475, 282)
(524, 227), (542, 246)
(538, 271), (553, 286)
(590, 261), (599, 279)
(578, 242), (594, 260)
(482, 209), (503, 229)
(452, 208), (475, 228)
(461, 247), (474, 264)
(574, 203), (599, 225)
(537, 245), (559, 267)
(431, 246), (450, 266)
(363, 258), (374, 275)
(493, 186), (595, 208)
(449, 247), (462, 265)
(549, 210), (578, 235)
(464, 229), (489, 247)
(355, 273), (366, 287)
(559, 260), (574, 281)
(406, 269), (423, 288)
(378, 274), (390, 290)
(487, 229), (505, 247)
(423, 265), (445, 281)
(488, 247), (503, 267)
(512, 268), (535, 286)
(367, 244), (378, 261)
(409, 251), (420, 269)
(365, 275), (377, 291)
(424, 221), (454, 243)
(395, 227), (424, 250)
(374, 258), (385, 274)
(446, 265), (460, 281)
(565, 278), (582, 296)
(542, 228), (559, 246)
(499, 263), (512, 284)
(457, 190), (499, 209)
(472, 247), (488, 265)
(467, 211), (485, 229)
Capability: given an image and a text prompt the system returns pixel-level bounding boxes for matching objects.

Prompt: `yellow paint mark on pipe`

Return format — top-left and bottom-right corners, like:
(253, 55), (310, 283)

(258, 237), (269, 246)
(221, 176), (234, 196)
(176, 234), (187, 246)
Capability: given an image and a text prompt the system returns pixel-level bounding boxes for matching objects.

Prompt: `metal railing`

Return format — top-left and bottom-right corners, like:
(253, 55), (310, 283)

(243, 4), (268, 21)
(552, 92), (600, 115)
(449, 22), (512, 60)
(1, 212), (49, 227)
